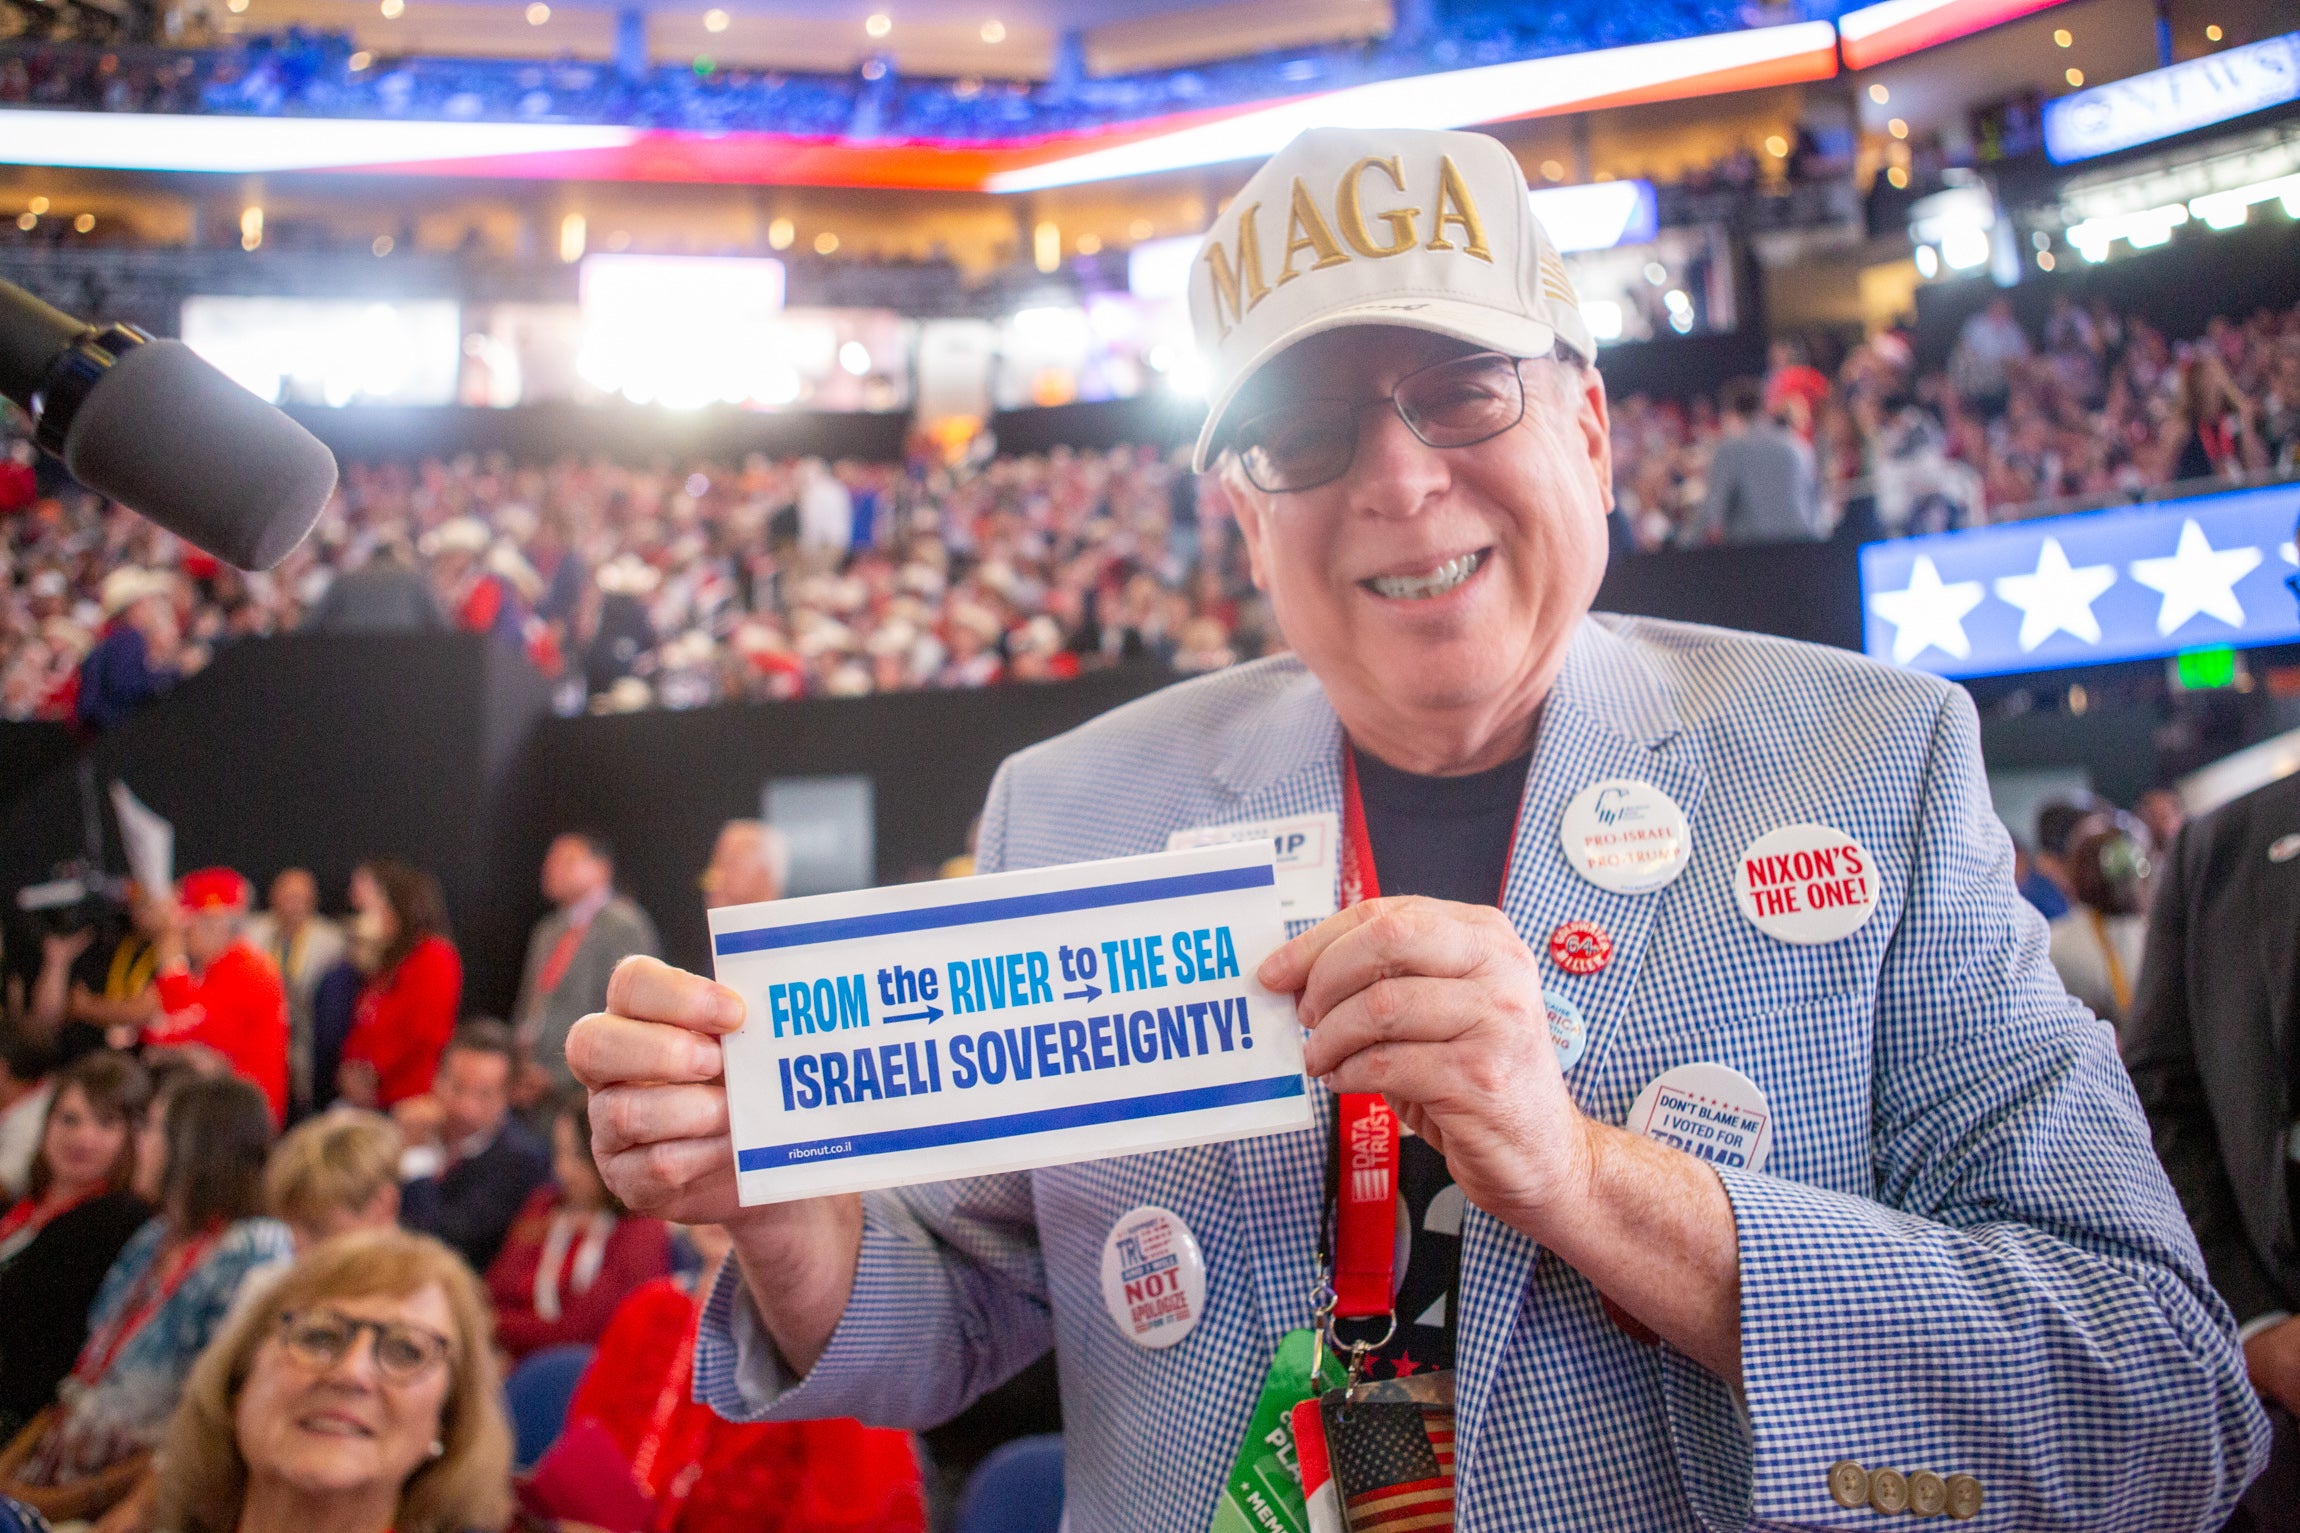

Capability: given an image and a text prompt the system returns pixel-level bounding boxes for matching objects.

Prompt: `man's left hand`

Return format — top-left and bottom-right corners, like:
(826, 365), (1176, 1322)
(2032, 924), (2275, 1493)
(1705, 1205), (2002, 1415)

(1259, 895), (1594, 1240)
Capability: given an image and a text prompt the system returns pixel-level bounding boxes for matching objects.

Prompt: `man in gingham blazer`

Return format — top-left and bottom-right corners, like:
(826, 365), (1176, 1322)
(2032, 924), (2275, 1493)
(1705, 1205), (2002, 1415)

(569, 127), (2265, 1529)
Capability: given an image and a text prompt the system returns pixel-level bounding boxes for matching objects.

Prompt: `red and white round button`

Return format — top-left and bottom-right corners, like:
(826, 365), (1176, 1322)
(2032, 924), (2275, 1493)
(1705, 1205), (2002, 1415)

(1547, 919), (1613, 975)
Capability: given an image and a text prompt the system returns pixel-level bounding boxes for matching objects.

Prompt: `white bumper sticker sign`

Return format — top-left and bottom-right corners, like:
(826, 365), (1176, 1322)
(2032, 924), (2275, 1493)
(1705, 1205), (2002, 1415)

(712, 842), (1310, 1205)
(1733, 823), (1880, 946)
(1560, 779), (1691, 895)
(1627, 1061), (1772, 1174)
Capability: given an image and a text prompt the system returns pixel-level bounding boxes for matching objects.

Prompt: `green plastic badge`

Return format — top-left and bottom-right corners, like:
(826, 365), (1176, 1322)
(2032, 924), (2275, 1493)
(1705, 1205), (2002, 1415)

(1208, 1327), (1349, 1533)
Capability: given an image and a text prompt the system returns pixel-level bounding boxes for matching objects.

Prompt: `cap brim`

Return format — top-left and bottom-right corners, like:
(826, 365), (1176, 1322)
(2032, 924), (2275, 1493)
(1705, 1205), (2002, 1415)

(1190, 300), (1562, 475)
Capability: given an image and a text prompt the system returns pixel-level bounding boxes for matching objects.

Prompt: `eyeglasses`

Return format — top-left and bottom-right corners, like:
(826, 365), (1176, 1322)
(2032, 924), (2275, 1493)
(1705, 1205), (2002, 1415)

(1230, 350), (1531, 495)
(275, 1308), (452, 1384)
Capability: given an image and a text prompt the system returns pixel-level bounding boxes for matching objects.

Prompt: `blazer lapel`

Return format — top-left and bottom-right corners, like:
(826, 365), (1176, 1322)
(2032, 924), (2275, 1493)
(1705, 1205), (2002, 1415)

(1453, 618), (1708, 1459)
(1212, 671), (1350, 1349)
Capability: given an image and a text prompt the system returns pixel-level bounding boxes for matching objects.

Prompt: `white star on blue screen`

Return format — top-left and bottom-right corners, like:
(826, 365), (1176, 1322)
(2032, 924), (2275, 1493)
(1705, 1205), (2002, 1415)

(1992, 537), (2117, 651)
(2129, 518), (2263, 636)
(1869, 555), (1984, 665)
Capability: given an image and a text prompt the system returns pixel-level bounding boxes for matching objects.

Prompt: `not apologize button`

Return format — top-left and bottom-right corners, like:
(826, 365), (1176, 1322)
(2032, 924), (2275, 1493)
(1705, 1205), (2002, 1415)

(1732, 823), (1879, 946)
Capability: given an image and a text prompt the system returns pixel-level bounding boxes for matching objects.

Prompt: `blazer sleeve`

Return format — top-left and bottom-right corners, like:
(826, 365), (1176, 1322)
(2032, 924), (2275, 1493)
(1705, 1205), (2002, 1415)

(1661, 684), (2267, 1532)
(2124, 818), (2287, 1326)
(695, 760), (1052, 1432)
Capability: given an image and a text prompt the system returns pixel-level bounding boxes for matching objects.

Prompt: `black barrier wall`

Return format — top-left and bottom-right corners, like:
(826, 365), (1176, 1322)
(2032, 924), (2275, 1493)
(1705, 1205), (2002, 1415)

(0, 540), (1864, 1008)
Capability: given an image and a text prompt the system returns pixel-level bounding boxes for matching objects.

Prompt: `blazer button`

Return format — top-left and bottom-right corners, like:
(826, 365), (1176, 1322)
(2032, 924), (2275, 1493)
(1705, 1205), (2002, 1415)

(1944, 1474), (1984, 1520)
(1869, 1467), (1910, 1515)
(1908, 1470), (1947, 1517)
(1828, 1461), (1871, 1509)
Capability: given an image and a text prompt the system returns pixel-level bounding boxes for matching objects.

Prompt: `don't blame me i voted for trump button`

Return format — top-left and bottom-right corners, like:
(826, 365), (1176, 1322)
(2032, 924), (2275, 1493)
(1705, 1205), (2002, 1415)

(710, 841), (1311, 1205)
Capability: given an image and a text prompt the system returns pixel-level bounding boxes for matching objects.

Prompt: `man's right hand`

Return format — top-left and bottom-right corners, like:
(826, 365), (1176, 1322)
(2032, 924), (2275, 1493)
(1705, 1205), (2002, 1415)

(569, 956), (861, 1376)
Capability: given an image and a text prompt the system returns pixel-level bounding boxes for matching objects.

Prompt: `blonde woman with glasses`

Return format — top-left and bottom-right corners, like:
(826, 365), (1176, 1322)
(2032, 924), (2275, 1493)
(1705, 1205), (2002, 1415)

(151, 1228), (511, 1533)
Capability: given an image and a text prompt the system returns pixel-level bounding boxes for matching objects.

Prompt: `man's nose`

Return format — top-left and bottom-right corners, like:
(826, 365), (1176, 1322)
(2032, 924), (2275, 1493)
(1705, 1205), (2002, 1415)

(1347, 406), (1450, 519)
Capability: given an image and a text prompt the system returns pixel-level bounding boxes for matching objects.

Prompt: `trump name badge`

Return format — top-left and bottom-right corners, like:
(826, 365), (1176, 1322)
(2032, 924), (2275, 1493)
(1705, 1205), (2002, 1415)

(1560, 780), (1691, 895)
(1627, 1062), (1771, 1173)
(1100, 1205), (1208, 1349)
(1733, 823), (1879, 946)
(1168, 812), (1342, 922)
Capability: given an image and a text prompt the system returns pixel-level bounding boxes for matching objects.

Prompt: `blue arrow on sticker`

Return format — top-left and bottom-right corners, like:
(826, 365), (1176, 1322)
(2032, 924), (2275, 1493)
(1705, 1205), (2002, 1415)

(1063, 983), (1103, 1002)
(883, 1005), (944, 1025)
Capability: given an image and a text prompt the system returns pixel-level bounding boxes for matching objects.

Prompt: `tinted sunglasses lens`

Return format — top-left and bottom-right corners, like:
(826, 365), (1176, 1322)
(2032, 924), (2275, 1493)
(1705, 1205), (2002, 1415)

(1399, 355), (1523, 445)
(1238, 403), (1355, 492)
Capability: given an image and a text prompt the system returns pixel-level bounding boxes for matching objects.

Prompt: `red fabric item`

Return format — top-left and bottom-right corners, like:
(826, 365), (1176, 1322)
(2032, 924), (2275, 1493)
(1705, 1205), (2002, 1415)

(486, 1187), (674, 1361)
(0, 460), (37, 514)
(148, 942), (289, 1123)
(533, 921), (587, 1000)
(177, 867), (252, 913)
(459, 573), (505, 634)
(341, 935), (461, 1107)
(565, 1278), (927, 1533)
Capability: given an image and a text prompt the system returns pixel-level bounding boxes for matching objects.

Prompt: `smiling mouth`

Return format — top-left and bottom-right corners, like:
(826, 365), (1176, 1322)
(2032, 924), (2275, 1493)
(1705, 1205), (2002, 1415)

(1362, 549), (1488, 601)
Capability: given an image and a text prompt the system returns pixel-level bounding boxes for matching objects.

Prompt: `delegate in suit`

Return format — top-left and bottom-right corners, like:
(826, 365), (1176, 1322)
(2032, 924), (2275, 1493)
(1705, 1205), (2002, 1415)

(2128, 760), (2300, 1529)
(569, 128), (2265, 1529)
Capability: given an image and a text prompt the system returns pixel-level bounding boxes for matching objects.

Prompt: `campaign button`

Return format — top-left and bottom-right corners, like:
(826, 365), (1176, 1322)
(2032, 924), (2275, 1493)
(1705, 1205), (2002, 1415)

(1542, 988), (1588, 1071)
(1099, 1204), (1207, 1349)
(1626, 1061), (1772, 1175)
(1547, 919), (1612, 976)
(1732, 823), (1879, 946)
(1559, 779), (1691, 895)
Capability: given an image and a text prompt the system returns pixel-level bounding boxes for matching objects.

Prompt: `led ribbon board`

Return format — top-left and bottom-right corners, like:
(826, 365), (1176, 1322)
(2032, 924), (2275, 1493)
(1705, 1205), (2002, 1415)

(2044, 30), (2300, 164)
(0, 23), (1838, 190)
(1837, 0), (2074, 71)
(1861, 481), (2300, 680)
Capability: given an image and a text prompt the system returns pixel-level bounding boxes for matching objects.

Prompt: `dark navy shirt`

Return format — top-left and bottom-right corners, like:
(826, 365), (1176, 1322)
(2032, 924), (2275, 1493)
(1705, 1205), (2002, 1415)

(1348, 741), (1533, 1376)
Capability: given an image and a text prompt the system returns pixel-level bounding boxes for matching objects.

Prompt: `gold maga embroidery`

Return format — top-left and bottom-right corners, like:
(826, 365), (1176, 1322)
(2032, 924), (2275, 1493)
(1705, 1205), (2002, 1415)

(1276, 176), (1350, 285)
(1425, 154), (1492, 261)
(1334, 155), (1420, 258)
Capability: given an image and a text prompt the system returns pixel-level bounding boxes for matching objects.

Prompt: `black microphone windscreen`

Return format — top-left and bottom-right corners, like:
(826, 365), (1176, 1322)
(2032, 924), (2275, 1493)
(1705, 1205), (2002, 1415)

(60, 338), (339, 571)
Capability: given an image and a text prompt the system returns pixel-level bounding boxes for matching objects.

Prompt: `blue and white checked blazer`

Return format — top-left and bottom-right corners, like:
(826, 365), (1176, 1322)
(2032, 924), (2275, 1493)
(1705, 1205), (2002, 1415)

(698, 614), (2267, 1530)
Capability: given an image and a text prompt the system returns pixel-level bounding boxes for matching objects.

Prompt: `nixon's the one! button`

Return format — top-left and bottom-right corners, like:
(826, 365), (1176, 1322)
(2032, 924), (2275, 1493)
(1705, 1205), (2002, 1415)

(1944, 1474), (1984, 1520)
(1827, 1461), (1871, 1509)
(1907, 1470), (1947, 1518)
(1868, 1466), (1910, 1515)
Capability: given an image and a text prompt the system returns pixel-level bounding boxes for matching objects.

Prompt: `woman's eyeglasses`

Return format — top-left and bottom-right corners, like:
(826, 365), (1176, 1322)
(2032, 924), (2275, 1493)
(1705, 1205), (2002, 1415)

(275, 1308), (452, 1383)
(1230, 350), (1532, 495)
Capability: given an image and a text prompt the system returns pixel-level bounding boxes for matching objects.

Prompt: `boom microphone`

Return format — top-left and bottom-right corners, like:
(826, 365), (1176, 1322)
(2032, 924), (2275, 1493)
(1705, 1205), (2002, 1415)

(0, 277), (338, 571)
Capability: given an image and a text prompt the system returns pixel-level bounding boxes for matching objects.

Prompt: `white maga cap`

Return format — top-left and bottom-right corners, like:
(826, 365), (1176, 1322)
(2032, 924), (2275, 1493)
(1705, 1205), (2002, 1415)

(1188, 126), (1595, 473)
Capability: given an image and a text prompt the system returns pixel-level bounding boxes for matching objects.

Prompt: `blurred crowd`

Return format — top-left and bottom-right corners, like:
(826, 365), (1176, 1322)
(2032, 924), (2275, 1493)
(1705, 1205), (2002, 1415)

(6, 295), (2298, 729)
(0, 821), (934, 1532)
(1, 439), (1264, 725)
(1611, 297), (2300, 550)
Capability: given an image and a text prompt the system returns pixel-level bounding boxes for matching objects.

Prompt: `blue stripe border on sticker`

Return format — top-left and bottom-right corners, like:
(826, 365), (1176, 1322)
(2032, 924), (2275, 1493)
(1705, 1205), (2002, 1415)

(735, 1072), (1304, 1171)
(713, 864), (1275, 957)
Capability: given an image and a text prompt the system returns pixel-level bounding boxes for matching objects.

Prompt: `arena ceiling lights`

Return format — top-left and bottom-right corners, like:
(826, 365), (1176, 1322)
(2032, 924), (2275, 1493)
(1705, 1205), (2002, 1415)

(0, 2), (2083, 190)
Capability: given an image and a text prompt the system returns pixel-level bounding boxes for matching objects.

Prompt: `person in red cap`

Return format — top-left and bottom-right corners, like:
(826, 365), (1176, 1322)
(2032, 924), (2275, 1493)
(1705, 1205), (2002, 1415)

(137, 869), (290, 1124)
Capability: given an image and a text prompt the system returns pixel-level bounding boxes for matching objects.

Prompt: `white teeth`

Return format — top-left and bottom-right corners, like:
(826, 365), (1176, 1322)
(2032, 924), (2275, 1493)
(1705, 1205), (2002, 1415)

(1368, 550), (1484, 600)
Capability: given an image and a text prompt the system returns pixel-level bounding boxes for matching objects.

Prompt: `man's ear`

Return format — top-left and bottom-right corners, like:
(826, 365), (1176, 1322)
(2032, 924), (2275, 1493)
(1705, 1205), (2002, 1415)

(1575, 365), (1616, 516)
(1207, 465), (1275, 592)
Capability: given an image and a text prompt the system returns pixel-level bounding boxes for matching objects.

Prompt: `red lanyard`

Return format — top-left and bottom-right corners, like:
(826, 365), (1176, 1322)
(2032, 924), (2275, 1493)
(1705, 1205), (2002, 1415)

(74, 1228), (218, 1385)
(0, 1188), (93, 1251)
(1327, 747), (1524, 1323)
